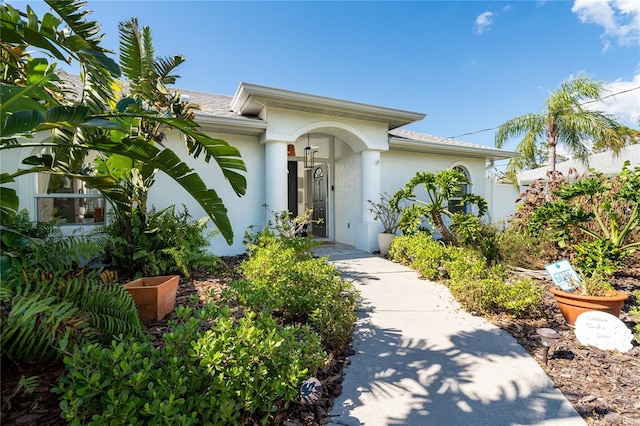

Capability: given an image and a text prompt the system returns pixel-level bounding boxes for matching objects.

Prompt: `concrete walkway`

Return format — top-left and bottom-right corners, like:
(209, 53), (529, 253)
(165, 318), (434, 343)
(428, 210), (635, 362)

(313, 243), (585, 426)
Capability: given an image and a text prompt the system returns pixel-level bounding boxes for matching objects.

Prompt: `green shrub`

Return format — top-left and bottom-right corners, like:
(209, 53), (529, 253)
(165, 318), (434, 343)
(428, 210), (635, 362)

(573, 239), (625, 276)
(441, 248), (544, 318)
(631, 290), (640, 343)
(388, 233), (439, 269)
(446, 262), (544, 318)
(54, 305), (325, 425)
(102, 205), (218, 278)
(498, 226), (559, 269)
(410, 241), (450, 280)
(230, 237), (357, 350)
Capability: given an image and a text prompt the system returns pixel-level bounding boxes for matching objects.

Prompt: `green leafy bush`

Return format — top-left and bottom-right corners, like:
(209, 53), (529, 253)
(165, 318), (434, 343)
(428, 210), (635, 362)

(631, 290), (640, 343)
(388, 233), (448, 280)
(54, 305), (325, 425)
(497, 226), (558, 270)
(231, 233), (357, 350)
(102, 205), (218, 278)
(527, 163), (640, 275)
(445, 254), (544, 318)
(391, 235), (544, 318)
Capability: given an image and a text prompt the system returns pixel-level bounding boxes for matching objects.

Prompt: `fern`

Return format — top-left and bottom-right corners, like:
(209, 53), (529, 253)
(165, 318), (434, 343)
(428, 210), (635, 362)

(1, 290), (91, 362)
(1, 236), (147, 362)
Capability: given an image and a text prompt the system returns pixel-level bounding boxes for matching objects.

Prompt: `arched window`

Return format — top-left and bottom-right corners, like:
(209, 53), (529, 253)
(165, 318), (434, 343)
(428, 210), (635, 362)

(448, 166), (471, 214)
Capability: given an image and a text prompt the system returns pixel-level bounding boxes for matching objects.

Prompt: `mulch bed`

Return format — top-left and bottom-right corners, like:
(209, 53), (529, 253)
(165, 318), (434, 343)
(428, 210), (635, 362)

(2, 258), (639, 425)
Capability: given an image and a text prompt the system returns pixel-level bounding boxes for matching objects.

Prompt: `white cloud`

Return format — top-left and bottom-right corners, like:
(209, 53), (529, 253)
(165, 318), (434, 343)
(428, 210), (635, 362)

(572, 0), (640, 47)
(475, 11), (495, 34)
(588, 73), (640, 126)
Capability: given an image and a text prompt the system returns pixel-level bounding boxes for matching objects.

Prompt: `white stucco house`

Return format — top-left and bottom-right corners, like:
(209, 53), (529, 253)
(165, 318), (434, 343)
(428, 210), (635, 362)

(3, 82), (520, 255)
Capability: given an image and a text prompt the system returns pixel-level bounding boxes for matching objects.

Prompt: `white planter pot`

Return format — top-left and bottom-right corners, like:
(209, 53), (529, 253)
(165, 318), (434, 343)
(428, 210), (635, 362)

(378, 233), (397, 256)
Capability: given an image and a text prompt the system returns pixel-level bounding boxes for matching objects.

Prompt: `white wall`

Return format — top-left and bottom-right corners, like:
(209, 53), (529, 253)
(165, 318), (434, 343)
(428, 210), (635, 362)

(334, 143), (360, 246)
(486, 179), (520, 226)
(147, 130), (264, 256)
(380, 150), (487, 199)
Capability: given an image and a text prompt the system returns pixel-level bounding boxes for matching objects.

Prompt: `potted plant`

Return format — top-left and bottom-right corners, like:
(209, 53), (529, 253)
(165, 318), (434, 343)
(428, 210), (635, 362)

(549, 270), (629, 326)
(84, 211), (95, 224)
(122, 275), (179, 322)
(368, 193), (401, 256)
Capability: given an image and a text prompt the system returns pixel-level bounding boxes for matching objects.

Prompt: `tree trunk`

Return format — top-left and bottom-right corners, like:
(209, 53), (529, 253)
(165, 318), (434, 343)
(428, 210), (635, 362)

(432, 212), (456, 245)
(547, 122), (558, 171)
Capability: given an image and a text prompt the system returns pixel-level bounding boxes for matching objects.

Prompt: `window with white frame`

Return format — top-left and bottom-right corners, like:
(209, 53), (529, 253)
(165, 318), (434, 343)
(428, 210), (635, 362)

(34, 152), (106, 225)
(448, 166), (471, 214)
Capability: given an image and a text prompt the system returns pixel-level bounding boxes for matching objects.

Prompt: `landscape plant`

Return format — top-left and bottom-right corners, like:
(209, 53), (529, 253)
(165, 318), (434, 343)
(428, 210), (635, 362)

(442, 250), (545, 318)
(528, 163), (640, 275)
(1, 1), (246, 248)
(495, 76), (627, 173)
(233, 227), (357, 350)
(54, 293), (326, 425)
(0, 234), (145, 362)
(101, 204), (218, 278)
(388, 234), (545, 318)
(368, 192), (402, 234)
(390, 168), (487, 245)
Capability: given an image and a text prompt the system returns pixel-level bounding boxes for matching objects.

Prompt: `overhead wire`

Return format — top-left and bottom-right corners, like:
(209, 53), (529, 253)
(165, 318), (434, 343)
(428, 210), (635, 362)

(447, 86), (640, 140)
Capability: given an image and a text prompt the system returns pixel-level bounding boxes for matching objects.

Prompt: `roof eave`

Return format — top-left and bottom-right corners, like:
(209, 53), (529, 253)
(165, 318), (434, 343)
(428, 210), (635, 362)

(389, 136), (520, 161)
(194, 111), (266, 136)
(231, 82), (425, 129)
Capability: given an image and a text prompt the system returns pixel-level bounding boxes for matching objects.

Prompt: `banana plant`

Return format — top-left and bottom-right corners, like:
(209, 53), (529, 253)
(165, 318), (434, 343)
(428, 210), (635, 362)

(0, 1), (246, 244)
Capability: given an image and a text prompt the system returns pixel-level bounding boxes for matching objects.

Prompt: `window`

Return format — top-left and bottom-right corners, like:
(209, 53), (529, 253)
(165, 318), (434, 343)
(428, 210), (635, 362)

(448, 166), (470, 214)
(34, 150), (106, 226)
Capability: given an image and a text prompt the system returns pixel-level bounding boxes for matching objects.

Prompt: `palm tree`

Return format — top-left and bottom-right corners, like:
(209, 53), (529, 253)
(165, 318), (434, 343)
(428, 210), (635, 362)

(0, 0), (246, 244)
(495, 77), (626, 172)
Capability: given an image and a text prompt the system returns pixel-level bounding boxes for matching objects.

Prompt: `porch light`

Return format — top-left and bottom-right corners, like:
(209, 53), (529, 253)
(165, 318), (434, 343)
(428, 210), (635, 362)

(304, 133), (317, 169)
(536, 327), (560, 365)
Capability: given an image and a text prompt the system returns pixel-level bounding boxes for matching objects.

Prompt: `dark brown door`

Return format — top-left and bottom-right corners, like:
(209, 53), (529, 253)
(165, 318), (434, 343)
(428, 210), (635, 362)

(312, 165), (327, 237)
(287, 161), (298, 216)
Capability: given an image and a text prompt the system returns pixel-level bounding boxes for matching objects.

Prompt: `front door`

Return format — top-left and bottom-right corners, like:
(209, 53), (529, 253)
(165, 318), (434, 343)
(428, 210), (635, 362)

(312, 165), (327, 237)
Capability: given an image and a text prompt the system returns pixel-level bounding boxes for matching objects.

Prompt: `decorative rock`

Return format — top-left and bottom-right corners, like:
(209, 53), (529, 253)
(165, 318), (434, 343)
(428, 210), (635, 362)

(299, 377), (323, 405)
(574, 311), (634, 353)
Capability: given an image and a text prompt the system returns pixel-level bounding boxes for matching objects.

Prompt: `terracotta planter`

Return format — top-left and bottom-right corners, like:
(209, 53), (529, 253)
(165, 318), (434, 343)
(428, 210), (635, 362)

(378, 233), (396, 256)
(122, 275), (179, 322)
(550, 287), (628, 327)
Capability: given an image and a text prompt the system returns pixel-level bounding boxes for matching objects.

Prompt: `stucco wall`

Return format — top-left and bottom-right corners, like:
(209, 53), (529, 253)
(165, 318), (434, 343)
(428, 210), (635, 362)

(334, 146), (360, 247)
(380, 150), (487, 200)
(486, 180), (520, 226)
(148, 130), (265, 256)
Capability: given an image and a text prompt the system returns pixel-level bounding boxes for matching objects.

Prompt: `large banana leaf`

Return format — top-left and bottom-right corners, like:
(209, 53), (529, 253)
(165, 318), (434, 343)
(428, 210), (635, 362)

(158, 117), (247, 196)
(87, 138), (237, 243)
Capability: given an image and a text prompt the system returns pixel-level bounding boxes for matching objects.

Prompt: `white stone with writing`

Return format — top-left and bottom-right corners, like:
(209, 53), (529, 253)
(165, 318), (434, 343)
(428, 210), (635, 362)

(575, 311), (633, 353)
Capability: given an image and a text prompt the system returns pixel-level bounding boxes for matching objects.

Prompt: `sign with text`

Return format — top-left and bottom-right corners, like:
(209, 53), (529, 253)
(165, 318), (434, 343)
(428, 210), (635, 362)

(575, 311), (633, 353)
(544, 260), (581, 291)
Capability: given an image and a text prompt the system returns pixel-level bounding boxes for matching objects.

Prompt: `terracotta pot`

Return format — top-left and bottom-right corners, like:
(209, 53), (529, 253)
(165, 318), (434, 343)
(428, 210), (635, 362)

(377, 233), (396, 256)
(550, 287), (628, 327)
(122, 275), (179, 322)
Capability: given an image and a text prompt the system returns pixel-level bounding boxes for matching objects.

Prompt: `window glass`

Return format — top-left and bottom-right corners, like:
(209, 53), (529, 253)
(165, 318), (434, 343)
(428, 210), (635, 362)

(35, 152), (106, 225)
(448, 166), (470, 214)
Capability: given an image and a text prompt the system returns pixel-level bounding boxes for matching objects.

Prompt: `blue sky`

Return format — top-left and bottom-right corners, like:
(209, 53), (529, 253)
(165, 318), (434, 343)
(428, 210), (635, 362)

(13, 1), (640, 166)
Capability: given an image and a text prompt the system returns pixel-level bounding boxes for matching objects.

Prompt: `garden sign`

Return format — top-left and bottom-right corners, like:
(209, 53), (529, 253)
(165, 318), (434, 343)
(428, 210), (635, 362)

(575, 311), (633, 353)
(544, 260), (581, 291)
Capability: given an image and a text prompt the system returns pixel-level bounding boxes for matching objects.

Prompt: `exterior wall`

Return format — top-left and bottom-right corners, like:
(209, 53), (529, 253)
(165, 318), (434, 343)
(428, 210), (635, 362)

(264, 108), (389, 152)
(148, 130), (265, 256)
(486, 180), (520, 226)
(334, 143), (360, 247)
(380, 150), (487, 200)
